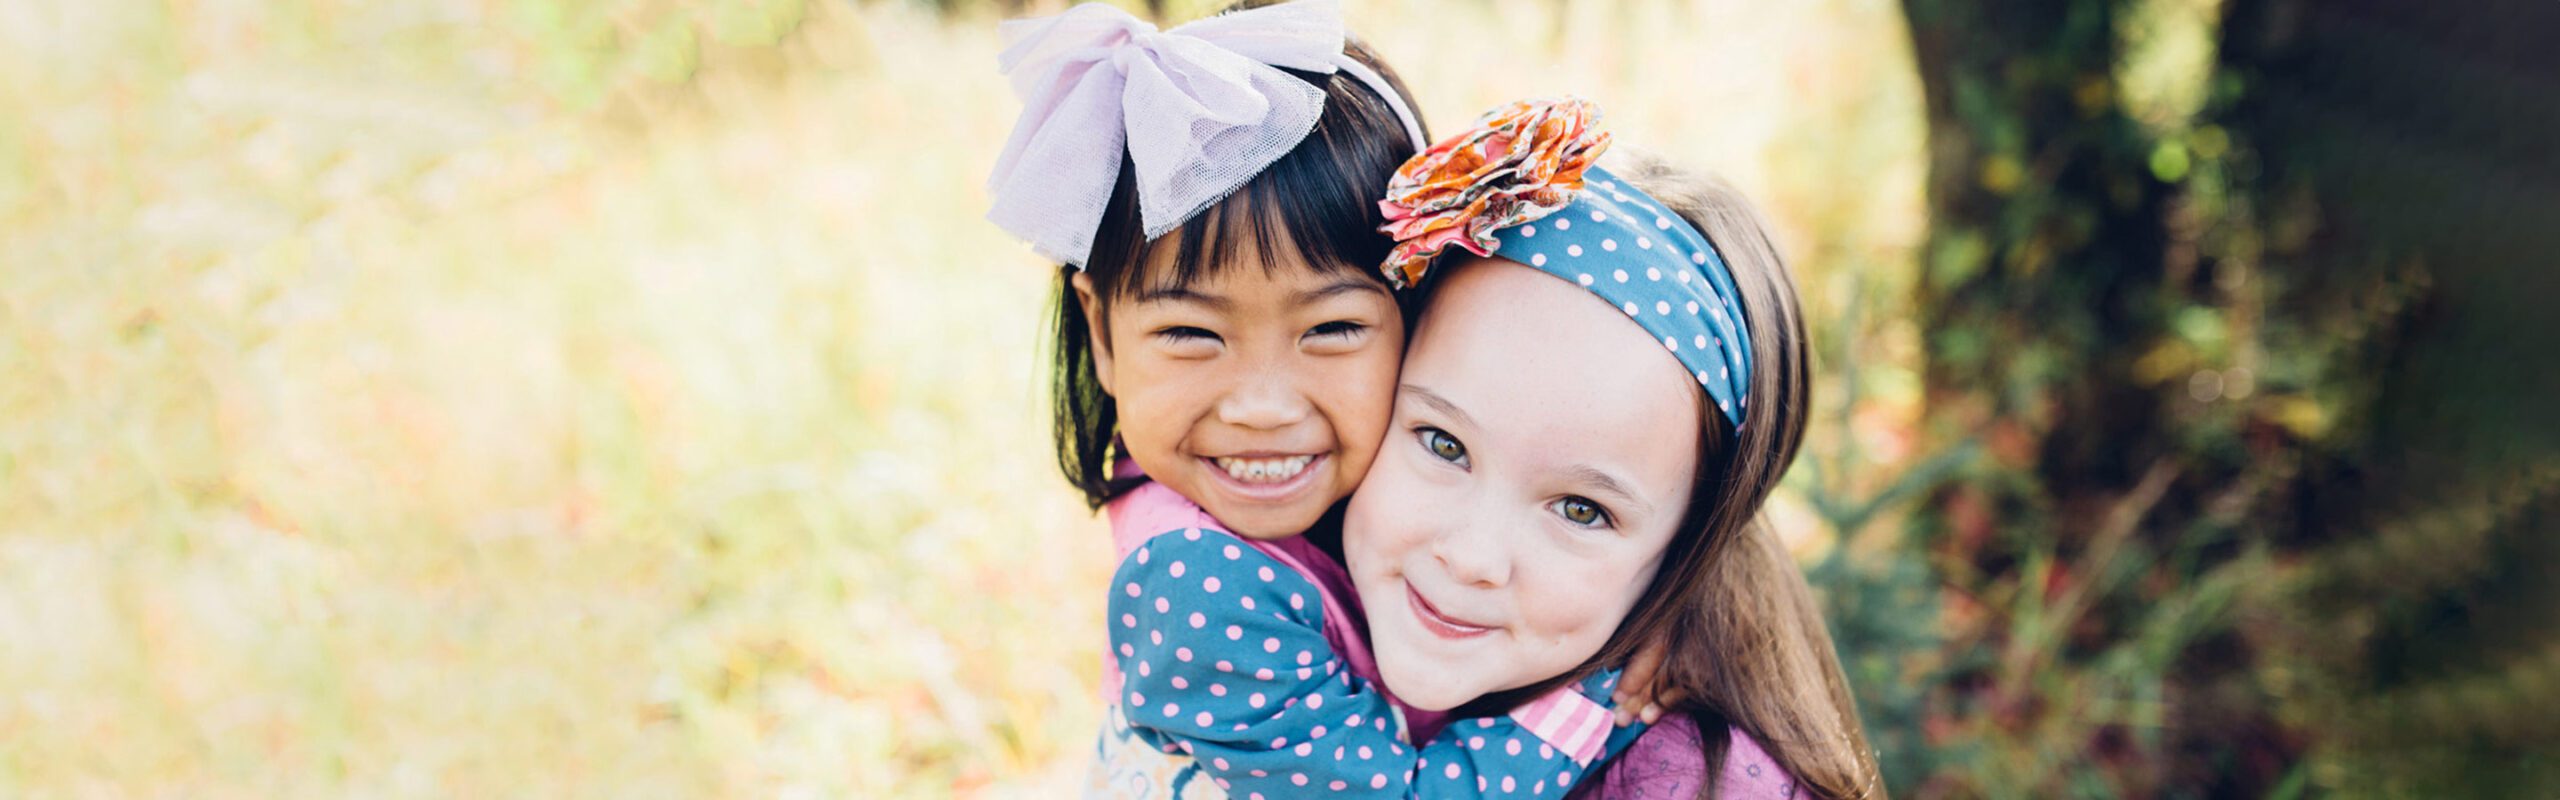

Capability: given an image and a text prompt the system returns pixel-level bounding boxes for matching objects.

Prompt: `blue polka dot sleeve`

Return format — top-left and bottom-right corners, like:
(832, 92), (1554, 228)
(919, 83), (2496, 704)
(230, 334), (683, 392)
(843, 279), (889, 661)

(1107, 527), (1639, 797)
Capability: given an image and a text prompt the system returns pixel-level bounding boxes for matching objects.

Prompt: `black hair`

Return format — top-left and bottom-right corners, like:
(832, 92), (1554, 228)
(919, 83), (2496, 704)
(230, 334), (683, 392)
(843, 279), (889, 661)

(1048, 32), (1427, 510)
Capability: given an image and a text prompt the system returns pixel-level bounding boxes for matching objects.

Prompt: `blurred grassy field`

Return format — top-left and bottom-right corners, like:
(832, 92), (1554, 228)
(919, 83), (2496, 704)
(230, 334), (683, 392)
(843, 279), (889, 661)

(0, 0), (1920, 795)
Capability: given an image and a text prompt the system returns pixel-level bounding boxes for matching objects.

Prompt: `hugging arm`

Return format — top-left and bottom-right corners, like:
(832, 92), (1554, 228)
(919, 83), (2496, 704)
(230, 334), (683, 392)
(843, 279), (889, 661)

(1108, 528), (1640, 797)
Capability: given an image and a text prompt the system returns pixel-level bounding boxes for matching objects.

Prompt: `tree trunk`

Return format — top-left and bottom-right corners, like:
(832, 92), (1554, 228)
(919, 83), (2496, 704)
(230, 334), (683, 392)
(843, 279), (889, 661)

(2214, 0), (2560, 794)
(1895, 0), (2255, 794)
(1889, 0), (2560, 794)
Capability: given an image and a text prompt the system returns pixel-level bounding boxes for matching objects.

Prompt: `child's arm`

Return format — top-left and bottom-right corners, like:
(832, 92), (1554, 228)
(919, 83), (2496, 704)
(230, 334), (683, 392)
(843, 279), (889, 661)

(1109, 527), (1641, 797)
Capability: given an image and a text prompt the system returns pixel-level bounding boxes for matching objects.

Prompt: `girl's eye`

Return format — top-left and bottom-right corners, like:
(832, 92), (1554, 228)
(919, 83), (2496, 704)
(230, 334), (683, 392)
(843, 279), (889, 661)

(1552, 496), (1612, 529)
(1418, 427), (1468, 467)
(1305, 320), (1367, 340)
(1155, 326), (1221, 344)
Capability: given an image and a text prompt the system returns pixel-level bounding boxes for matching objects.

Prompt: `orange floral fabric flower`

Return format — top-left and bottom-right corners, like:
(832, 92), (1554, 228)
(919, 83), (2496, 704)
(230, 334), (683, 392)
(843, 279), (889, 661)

(1376, 98), (1612, 288)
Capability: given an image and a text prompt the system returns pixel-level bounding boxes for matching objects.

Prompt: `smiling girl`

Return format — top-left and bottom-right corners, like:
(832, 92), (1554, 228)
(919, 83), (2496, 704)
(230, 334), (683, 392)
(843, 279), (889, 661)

(987, 2), (1644, 797)
(1346, 100), (1883, 797)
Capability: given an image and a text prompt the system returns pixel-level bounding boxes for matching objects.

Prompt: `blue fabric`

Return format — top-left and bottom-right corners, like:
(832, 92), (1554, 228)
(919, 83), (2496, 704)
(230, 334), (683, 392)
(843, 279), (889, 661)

(1106, 526), (1645, 796)
(1484, 165), (1754, 427)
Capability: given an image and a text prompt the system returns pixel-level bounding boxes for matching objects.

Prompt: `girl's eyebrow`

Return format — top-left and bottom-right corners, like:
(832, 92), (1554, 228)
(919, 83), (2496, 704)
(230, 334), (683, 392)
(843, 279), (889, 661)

(1134, 286), (1231, 310)
(1294, 279), (1386, 305)
(1399, 384), (1478, 431)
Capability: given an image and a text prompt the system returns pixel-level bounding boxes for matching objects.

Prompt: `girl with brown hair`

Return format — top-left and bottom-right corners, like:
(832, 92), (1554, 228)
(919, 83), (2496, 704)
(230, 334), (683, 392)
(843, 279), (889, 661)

(1345, 99), (1883, 798)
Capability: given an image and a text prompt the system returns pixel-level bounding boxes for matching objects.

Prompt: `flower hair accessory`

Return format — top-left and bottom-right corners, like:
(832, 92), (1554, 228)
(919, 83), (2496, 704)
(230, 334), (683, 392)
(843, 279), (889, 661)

(1377, 98), (1758, 428)
(1376, 98), (1611, 288)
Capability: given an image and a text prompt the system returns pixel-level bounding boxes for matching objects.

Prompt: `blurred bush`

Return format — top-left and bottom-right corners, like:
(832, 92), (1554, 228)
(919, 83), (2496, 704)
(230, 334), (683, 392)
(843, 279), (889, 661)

(1825, 0), (2560, 796)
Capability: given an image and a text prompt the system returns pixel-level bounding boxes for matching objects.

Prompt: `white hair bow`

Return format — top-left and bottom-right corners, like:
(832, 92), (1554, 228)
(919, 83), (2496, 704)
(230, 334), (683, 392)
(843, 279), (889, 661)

(985, 0), (1421, 268)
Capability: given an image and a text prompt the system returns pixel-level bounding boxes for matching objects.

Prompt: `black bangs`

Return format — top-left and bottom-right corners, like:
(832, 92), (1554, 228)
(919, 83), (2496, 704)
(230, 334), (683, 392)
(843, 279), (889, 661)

(1085, 65), (1420, 304)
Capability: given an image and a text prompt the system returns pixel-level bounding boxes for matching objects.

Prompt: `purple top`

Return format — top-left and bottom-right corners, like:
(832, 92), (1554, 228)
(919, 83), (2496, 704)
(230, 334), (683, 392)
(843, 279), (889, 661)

(1579, 716), (1804, 799)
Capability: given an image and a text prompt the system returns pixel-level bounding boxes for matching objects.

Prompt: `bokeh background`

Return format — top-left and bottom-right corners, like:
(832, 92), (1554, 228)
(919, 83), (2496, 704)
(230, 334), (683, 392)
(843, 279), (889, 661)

(4, 0), (2553, 796)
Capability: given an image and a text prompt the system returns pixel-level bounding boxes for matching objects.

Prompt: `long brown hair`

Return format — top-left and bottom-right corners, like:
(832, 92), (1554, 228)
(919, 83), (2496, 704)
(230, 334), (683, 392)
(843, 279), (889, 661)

(1456, 152), (1882, 798)
(1615, 154), (1881, 799)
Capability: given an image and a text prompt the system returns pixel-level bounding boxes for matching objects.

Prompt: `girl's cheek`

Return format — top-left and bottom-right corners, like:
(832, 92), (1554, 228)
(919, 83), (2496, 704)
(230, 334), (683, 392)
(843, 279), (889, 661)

(1527, 578), (1612, 647)
(1348, 361), (1400, 427)
(1373, 462), (1439, 555)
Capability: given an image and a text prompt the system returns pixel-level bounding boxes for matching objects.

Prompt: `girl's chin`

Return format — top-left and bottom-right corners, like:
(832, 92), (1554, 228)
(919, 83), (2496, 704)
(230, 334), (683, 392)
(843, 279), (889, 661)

(1187, 478), (1338, 538)
(1387, 688), (1468, 713)
(1374, 659), (1478, 712)
(1203, 504), (1327, 540)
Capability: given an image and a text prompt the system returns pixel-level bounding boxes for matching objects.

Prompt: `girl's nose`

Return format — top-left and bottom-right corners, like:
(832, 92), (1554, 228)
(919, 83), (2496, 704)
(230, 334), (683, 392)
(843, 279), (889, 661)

(1215, 370), (1313, 431)
(1431, 520), (1512, 589)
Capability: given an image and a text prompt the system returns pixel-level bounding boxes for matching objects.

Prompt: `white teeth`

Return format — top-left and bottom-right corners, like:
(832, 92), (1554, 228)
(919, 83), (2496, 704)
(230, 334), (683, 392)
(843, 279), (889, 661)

(1215, 455), (1315, 483)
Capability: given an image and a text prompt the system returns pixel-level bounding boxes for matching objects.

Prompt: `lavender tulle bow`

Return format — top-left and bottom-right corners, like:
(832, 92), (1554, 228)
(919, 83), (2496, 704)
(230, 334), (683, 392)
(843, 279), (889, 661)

(985, 0), (1365, 268)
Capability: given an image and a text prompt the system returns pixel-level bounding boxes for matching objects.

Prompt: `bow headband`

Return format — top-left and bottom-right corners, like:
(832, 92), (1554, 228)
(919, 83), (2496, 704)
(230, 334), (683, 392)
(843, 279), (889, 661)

(985, 0), (1428, 268)
(1378, 99), (1756, 428)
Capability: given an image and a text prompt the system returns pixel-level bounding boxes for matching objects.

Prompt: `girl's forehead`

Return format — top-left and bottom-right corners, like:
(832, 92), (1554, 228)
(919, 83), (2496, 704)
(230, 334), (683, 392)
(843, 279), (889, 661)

(1126, 256), (1389, 306)
(1121, 244), (1391, 311)
(1114, 187), (1390, 298)
(1405, 258), (1702, 480)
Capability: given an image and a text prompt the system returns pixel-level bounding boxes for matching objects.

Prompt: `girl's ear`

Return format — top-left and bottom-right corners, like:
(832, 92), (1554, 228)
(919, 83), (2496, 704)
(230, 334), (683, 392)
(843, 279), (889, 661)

(1070, 271), (1116, 397)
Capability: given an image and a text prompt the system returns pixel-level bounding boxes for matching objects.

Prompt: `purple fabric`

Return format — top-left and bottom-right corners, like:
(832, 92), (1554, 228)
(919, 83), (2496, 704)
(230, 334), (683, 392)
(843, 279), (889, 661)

(1575, 716), (1804, 799)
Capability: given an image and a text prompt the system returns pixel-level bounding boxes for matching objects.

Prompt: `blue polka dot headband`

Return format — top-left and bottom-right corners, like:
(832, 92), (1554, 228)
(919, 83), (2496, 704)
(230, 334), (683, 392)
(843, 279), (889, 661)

(1378, 99), (1754, 427)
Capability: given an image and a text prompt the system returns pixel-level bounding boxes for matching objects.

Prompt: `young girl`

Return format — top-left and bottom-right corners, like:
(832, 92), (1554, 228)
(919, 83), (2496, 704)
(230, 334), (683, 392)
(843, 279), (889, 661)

(1342, 100), (1884, 797)
(987, 2), (1643, 797)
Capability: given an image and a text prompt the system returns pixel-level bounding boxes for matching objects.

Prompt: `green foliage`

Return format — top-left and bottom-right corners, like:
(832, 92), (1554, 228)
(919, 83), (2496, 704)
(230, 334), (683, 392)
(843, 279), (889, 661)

(1881, 0), (2309, 794)
(1886, 0), (2560, 795)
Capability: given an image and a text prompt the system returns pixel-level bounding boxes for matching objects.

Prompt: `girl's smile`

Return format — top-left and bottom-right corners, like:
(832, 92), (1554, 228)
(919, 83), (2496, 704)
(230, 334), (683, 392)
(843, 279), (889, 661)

(1201, 452), (1327, 502)
(1073, 226), (1405, 541)
(1209, 453), (1318, 483)
(1404, 581), (1496, 640)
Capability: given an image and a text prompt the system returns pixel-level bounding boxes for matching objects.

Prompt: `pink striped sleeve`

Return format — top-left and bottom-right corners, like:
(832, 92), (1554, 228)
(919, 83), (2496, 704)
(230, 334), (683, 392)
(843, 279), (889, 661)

(1507, 686), (1614, 765)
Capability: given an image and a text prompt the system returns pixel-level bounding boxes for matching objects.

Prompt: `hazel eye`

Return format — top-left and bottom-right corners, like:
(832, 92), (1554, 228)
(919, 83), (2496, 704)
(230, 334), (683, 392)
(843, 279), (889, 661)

(1418, 427), (1468, 466)
(1552, 496), (1611, 528)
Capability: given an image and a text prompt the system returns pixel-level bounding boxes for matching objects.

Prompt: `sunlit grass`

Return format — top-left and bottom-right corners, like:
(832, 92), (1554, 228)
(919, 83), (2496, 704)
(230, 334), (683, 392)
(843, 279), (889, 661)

(0, 0), (1920, 795)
